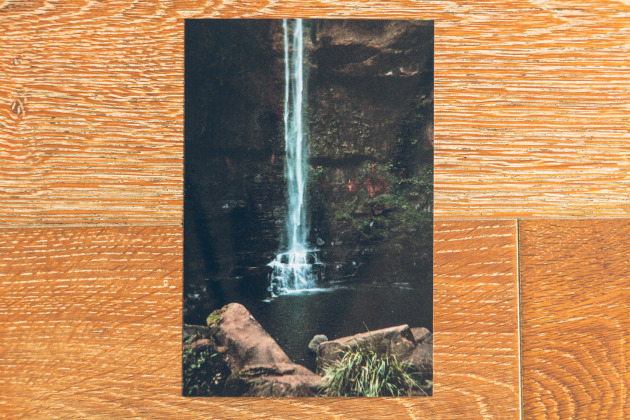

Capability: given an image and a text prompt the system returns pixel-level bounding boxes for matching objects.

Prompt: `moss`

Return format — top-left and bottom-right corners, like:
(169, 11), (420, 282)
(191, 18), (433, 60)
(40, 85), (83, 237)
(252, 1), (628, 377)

(311, 159), (433, 274)
(309, 101), (381, 161)
(307, 85), (433, 276)
(206, 307), (226, 328)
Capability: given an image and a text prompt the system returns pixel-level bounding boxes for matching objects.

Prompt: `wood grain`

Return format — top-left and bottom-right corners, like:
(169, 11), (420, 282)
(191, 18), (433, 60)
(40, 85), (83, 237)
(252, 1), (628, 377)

(0, 0), (629, 224)
(1, 0), (628, 417)
(519, 219), (630, 419)
(0, 221), (519, 418)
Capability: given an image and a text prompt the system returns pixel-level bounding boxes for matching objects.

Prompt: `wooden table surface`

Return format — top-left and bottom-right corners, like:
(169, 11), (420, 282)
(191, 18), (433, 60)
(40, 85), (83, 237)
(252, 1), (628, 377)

(0, 1), (628, 418)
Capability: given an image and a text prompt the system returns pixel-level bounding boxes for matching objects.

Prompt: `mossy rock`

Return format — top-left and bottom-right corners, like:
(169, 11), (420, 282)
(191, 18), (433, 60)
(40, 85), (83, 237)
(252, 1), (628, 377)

(206, 306), (227, 328)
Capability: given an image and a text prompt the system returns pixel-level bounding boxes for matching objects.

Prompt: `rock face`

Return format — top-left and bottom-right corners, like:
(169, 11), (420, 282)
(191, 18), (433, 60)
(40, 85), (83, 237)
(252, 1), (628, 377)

(306, 20), (434, 282)
(317, 324), (432, 378)
(185, 303), (322, 397)
(184, 20), (287, 324)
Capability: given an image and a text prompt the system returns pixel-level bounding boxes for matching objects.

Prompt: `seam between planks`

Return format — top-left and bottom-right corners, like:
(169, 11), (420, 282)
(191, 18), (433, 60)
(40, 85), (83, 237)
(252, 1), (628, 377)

(1, 215), (630, 230)
(0, 222), (183, 229)
(516, 218), (524, 420)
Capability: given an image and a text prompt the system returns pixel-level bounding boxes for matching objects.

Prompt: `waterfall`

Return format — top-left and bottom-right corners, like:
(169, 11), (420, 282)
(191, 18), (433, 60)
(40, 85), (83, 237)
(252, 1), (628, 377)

(268, 19), (322, 296)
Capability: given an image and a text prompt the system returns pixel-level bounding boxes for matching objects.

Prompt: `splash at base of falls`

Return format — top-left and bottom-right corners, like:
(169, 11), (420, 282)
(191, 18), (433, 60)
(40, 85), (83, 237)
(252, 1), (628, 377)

(268, 250), (325, 297)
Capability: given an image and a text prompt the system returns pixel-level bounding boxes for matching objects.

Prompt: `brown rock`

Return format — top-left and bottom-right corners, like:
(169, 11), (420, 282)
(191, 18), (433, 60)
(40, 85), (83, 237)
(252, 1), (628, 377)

(224, 363), (322, 397)
(409, 328), (432, 376)
(209, 303), (293, 371)
(183, 324), (212, 344)
(183, 338), (216, 353)
(209, 303), (322, 396)
(308, 334), (329, 353)
(410, 327), (431, 344)
(409, 340), (432, 376)
(317, 324), (433, 381)
(317, 324), (416, 371)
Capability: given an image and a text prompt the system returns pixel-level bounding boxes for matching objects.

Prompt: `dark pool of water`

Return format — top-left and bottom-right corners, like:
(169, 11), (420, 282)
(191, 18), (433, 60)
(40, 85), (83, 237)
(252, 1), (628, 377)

(224, 279), (432, 371)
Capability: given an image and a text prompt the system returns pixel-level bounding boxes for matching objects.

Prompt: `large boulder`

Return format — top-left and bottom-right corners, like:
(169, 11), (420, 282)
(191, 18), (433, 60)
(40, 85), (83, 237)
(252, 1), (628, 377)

(223, 363), (322, 397)
(207, 303), (292, 370)
(317, 324), (432, 379)
(207, 303), (322, 397)
(317, 324), (416, 370)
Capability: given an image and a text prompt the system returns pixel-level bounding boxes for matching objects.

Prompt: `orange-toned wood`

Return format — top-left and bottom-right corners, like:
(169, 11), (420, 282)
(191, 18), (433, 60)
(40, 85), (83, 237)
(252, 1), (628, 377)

(1, 0), (628, 417)
(0, 221), (519, 418)
(519, 219), (630, 419)
(0, 1), (629, 224)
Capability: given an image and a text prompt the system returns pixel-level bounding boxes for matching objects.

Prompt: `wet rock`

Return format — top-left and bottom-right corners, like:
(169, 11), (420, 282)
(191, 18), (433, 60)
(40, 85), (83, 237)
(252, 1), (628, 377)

(306, 20), (434, 285)
(308, 334), (329, 353)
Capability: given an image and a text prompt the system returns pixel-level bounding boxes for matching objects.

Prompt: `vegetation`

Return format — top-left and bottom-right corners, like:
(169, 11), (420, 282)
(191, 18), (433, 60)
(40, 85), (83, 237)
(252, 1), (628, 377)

(310, 159), (433, 275)
(320, 342), (431, 397)
(183, 345), (230, 396)
(182, 319), (231, 397)
(206, 307), (225, 328)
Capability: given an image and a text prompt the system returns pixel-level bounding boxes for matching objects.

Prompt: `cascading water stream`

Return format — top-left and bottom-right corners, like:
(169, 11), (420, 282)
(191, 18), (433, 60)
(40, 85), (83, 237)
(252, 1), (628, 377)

(268, 19), (323, 297)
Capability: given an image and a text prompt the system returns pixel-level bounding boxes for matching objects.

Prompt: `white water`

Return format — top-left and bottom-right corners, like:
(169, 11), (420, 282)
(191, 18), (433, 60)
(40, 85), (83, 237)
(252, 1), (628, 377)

(268, 19), (322, 296)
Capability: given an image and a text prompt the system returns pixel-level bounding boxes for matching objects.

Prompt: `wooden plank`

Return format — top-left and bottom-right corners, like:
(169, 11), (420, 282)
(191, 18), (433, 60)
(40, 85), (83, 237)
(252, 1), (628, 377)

(0, 221), (519, 418)
(519, 219), (630, 419)
(1, 1), (629, 224)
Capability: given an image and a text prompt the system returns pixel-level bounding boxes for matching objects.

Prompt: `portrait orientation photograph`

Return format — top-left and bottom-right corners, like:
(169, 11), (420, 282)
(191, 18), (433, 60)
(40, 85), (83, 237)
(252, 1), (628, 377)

(183, 18), (434, 397)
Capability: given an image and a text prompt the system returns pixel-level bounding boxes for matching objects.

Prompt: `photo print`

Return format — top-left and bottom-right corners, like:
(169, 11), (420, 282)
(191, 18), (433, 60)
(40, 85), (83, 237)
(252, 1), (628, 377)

(184, 19), (434, 397)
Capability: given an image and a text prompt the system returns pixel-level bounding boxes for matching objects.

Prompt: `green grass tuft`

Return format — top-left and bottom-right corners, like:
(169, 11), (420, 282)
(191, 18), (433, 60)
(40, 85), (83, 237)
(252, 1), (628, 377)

(320, 342), (430, 397)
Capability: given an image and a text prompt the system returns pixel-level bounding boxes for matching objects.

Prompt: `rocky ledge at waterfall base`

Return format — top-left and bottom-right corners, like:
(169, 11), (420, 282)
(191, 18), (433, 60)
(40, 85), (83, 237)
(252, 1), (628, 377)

(183, 303), (432, 397)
